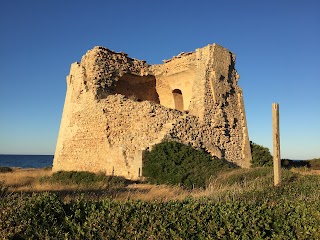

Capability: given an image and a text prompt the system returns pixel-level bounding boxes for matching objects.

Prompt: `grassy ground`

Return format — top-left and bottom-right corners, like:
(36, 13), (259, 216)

(0, 168), (189, 201)
(1, 167), (319, 239)
(0, 168), (51, 191)
(0, 166), (318, 201)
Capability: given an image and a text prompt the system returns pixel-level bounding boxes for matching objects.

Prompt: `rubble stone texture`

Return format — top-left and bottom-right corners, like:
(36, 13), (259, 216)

(53, 44), (252, 179)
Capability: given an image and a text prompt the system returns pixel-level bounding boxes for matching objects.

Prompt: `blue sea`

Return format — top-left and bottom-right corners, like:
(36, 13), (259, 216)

(0, 154), (54, 168)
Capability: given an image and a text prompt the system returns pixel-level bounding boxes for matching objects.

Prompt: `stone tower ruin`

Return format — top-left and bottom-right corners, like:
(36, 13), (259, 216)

(53, 44), (252, 179)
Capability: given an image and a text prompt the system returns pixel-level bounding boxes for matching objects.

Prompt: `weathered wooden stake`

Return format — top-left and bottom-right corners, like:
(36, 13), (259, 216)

(272, 103), (281, 186)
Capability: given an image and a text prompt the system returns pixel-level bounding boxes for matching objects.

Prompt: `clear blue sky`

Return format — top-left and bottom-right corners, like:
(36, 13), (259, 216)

(0, 0), (319, 160)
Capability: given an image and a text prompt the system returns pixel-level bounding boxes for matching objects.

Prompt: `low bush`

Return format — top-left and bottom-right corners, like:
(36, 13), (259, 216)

(0, 166), (13, 173)
(307, 158), (320, 170)
(250, 142), (273, 167)
(281, 158), (320, 170)
(40, 171), (127, 188)
(0, 193), (67, 239)
(43, 166), (52, 170)
(143, 141), (238, 189)
(281, 159), (309, 169)
(1, 174), (320, 239)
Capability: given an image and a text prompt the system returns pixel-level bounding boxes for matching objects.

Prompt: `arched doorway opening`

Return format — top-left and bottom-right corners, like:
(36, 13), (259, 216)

(172, 89), (184, 111)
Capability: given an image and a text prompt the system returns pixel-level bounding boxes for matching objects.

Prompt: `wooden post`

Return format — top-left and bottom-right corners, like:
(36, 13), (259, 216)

(272, 103), (281, 186)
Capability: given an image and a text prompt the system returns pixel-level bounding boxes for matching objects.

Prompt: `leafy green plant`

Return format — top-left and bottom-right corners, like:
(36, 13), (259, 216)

(143, 141), (238, 189)
(250, 141), (273, 167)
(0, 193), (67, 239)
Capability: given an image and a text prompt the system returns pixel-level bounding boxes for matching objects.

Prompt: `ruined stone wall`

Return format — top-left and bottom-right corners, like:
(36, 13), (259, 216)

(148, 44), (251, 167)
(53, 44), (252, 179)
(151, 52), (196, 111)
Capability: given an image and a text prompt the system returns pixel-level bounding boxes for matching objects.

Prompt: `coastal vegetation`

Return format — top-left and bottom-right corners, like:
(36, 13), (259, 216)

(143, 141), (238, 189)
(0, 142), (319, 238)
(250, 141), (273, 167)
(307, 158), (320, 169)
(0, 168), (319, 239)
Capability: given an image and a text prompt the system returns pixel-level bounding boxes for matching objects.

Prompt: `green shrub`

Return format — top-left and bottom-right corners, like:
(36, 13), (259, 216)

(250, 142), (273, 167)
(0, 193), (67, 239)
(0, 166), (13, 173)
(143, 141), (238, 189)
(281, 159), (293, 168)
(281, 158), (320, 170)
(51, 171), (102, 185)
(281, 159), (309, 169)
(307, 158), (320, 170)
(40, 171), (127, 188)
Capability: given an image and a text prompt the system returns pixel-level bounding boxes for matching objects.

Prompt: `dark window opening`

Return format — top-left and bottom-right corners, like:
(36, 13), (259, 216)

(172, 89), (184, 111)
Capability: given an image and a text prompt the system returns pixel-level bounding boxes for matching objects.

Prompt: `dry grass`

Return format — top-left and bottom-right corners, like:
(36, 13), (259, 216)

(0, 168), (192, 201)
(0, 168), (52, 190)
(194, 168), (273, 199)
(1, 167), (319, 201)
(290, 167), (320, 175)
(0, 168), (105, 192)
(116, 184), (191, 201)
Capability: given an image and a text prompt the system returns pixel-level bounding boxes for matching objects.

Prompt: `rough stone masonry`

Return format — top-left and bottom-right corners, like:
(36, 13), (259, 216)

(53, 43), (252, 179)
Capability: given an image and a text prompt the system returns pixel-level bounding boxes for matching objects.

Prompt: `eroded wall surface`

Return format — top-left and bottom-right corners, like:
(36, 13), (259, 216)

(53, 44), (252, 179)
